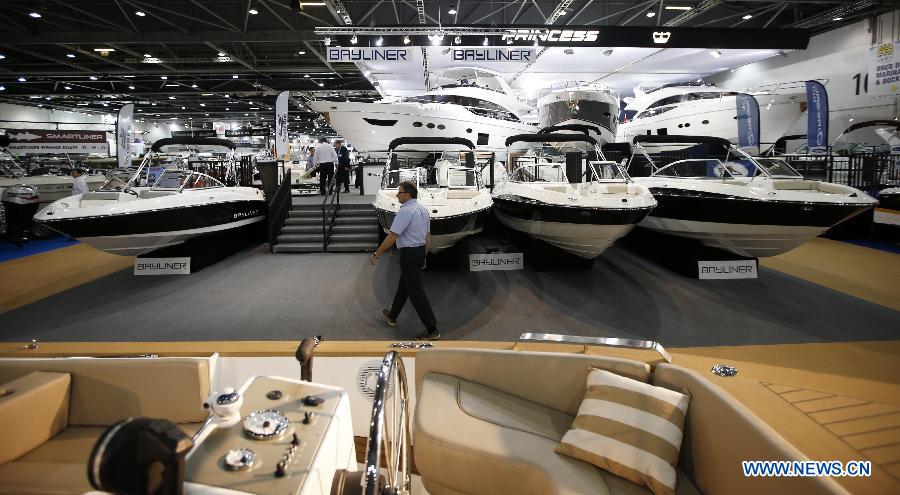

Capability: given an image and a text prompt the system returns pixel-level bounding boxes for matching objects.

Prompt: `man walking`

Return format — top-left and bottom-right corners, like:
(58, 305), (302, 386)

(370, 181), (439, 340)
(334, 140), (351, 193)
(313, 137), (337, 194)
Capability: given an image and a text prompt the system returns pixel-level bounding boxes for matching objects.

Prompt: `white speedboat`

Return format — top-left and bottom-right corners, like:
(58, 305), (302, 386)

(34, 137), (266, 256)
(537, 84), (619, 145)
(627, 135), (877, 257)
(0, 147), (104, 206)
(308, 68), (538, 156)
(373, 137), (493, 252)
(492, 133), (656, 259)
(617, 82), (803, 150)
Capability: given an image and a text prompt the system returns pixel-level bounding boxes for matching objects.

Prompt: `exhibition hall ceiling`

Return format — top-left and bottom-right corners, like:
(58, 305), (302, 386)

(0, 0), (892, 131)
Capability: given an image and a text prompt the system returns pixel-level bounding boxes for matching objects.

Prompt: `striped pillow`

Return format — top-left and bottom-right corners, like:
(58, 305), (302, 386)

(556, 369), (690, 495)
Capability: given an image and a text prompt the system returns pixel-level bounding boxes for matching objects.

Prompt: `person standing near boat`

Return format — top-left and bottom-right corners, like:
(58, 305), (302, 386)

(370, 181), (439, 341)
(334, 140), (351, 193)
(313, 137), (337, 194)
(71, 167), (88, 196)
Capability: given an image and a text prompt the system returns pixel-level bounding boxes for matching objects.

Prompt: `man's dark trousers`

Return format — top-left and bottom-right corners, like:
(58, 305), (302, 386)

(318, 162), (334, 194)
(390, 246), (437, 331)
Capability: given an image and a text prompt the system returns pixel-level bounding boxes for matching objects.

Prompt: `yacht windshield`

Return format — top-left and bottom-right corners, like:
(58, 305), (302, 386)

(152, 170), (224, 190)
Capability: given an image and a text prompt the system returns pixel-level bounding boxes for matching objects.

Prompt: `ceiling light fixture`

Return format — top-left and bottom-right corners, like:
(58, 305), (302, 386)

(200, 103), (205, 106)
(29, 12), (42, 18)
(128, 85), (135, 89)
(646, 12), (655, 17)
(742, 14), (753, 20)
(483, 37), (489, 46)
(218, 52), (226, 56)
(248, 9), (258, 15)
(403, 36), (411, 45)
(93, 48), (114, 53)
(304, 74), (310, 78)
(833, 17), (843, 21)
(324, 37), (331, 46)
(165, 84), (178, 87)
(454, 36), (462, 45)
(351, 35), (358, 44)
(318, 82), (324, 87)
(448, 9), (457, 15)
(160, 75), (167, 79)
(665, 6), (692, 10)
(710, 50), (722, 58)
(0, 86), (5, 91)
(65, 53), (75, 58)
(298, 50), (306, 55)
(169, 96), (175, 99)
(135, 11), (145, 17)
(64, 86), (71, 90)
(89, 76), (97, 80)
(18, 77), (26, 82)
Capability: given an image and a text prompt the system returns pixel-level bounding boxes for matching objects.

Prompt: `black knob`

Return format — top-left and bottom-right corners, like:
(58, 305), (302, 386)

(302, 412), (312, 425)
(292, 433), (300, 445)
(302, 395), (324, 406)
(275, 461), (286, 478)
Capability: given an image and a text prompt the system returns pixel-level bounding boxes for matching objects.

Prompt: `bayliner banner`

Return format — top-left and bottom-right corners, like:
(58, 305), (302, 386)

(869, 41), (900, 96)
(116, 104), (134, 168)
(735, 93), (759, 152)
(2, 129), (109, 155)
(275, 91), (289, 160)
(805, 80), (829, 154)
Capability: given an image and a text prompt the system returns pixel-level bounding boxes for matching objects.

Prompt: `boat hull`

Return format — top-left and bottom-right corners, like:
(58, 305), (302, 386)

(493, 195), (653, 258)
(38, 200), (265, 256)
(641, 188), (874, 257)
(375, 205), (491, 253)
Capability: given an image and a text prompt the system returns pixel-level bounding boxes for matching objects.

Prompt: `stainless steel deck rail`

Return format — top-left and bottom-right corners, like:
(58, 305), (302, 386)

(519, 332), (672, 363)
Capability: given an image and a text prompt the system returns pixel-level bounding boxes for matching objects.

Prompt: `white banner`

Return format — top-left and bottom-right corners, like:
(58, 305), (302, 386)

(274, 91), (289, 160)
(134, 257), (191, 275)
(869, 41), (900, 97)
(116, 103), (134, 168)
(3, 129), (109, 155)
(469, 252), (524, 271)
(6, 142), (109, 154)
(326, 47), (411, 62)
(698, 260), (758, 279)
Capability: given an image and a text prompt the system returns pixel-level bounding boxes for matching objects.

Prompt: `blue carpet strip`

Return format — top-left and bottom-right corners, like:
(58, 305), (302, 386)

(0, 236), (78, 263)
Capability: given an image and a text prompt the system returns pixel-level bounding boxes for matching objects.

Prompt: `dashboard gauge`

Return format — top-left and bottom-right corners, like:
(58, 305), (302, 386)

(243, 409), (289, 440)
(224, 448), (256, 471)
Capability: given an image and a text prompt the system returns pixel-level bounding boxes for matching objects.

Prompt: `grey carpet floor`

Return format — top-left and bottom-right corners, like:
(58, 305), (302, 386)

(1, 243), (898, 346)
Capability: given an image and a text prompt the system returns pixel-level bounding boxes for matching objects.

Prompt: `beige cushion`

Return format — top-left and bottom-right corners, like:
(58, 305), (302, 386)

(415, 348), (651, 416)
(0, 423), (205, 494)
(557, 370), (689, 495)
(0, 358), (209, 426)
(0, 372), (71, 465)
(414, 372), (700, 495)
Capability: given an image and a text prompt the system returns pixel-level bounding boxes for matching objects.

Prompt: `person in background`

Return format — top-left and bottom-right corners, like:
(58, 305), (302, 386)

(313, 137), (337, 194)
(306, 146), (317, 177)
(370, 181), (439, 341)
(71, 167), (88, 196)
(334, 139), (351, 193)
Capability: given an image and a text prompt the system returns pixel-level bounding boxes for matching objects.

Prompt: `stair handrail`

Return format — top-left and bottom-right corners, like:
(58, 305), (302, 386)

(268, 169), (292, 253)
(321, 173), (341, 251)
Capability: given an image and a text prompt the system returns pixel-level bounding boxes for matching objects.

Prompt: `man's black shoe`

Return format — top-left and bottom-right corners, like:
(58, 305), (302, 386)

(415, 329), (440, 341)
(382, 309), (397, 327)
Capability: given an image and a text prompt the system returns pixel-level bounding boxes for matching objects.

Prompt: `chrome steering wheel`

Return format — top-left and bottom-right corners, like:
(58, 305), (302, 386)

(362, 351), (411, 495)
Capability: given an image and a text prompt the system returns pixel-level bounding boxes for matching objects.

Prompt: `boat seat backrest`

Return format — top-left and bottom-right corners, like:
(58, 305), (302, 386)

(543, 185), (569, 194)
(771, 179), (818, 190)
(446, 189), (480, 199)
(139, 189), (180, 199)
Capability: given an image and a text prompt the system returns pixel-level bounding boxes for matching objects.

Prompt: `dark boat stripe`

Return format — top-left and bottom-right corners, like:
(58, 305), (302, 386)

(375, 207), (490, 236)
(492, 195), (653, 225)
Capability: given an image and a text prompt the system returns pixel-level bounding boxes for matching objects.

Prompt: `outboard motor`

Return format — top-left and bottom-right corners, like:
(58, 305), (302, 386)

(88, 417), (193, 495)
(2, 184), (40, 244)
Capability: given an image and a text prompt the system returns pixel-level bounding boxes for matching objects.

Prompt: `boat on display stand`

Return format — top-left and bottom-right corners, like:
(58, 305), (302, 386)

(34, 137), (266, 256)
(1, 144), (105, 206)
(492, 133), (657, 259)
(617, 82), (803, 149)
(537, 83), (620, 145)
(373, 137), (493, 253)
(308, 68), (538, 156)
(626, 134), (878, 257)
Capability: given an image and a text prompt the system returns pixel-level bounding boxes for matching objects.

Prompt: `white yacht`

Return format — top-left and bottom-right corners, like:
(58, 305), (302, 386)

(627, 134), (877, 257)
(537, 84), (619, 145)
(617, 82), (803, 150)
(34, 137), (266, 255)
(308, 68), (538, 156)
(373, 137), (493, 252)
(492, 133), (656, 259)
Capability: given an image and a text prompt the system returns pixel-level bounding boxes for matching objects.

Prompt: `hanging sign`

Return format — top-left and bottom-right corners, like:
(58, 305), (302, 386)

(869, 41), (900, 97)
(735, 93), (760, 153)
(698, 260), (758, 279)
(327, 47), (411, 62)
(171, 130), (217, 138)
(805, 81), (829, 154)
(450, 48), (535, 63)
(275, 91), (289, 160)
(225, 128), (270, 137)
(1, 129), (109, 154)
(116, 104), (133, 167)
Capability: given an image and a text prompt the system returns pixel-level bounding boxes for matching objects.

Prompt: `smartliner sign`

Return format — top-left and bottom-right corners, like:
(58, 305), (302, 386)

(470, 253), (524, 272)
(697, 260), (758, 280)
(134, 257), (191, 276)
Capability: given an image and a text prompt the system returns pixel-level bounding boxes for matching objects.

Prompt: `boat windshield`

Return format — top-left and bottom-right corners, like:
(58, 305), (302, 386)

(0, 151), (26, 178)
(753, 158), (802, 178)
(510, 143), (628, 183)
(152, 170), (224, 190)
(382, 150), (487, 190)
(651, 159), (739, 179)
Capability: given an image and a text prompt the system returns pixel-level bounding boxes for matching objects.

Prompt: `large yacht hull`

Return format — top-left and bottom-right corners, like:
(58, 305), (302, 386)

(640, 187), (874, 257)
(537, 89), (618, 144)
(37, 197), (265, 256)
(618, 94), (801, 149)
(308, 100), (535, 156)
(375, 205), (491, 253)
(493, 195), (653, 258)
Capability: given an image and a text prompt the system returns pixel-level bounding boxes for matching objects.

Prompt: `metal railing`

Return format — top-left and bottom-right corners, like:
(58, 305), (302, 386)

(519, 333), (672, 363)
(321, 173), (341, 251)
(267, 169), (292, 253)
(781, 152), (900, 193)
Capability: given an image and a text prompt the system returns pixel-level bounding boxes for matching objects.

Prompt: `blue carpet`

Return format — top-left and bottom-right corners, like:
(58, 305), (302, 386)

(0, 236), (78, 263)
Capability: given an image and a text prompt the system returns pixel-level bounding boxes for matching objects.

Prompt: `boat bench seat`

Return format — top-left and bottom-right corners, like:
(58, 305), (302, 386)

(0, 357), (210, 494)
(414, 348), (849, 495)
(139, 189), (180, 199)
(770, 179), (846, 195)
(446, 189), (480, 199)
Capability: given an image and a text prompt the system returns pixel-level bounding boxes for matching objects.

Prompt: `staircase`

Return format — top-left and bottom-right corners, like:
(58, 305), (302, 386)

(273, 202), (380, 253)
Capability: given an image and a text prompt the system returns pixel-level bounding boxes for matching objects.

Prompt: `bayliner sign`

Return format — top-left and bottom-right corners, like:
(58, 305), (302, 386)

(327, 48), (410, 62)
(697, 260), (758, 280)
(2, 129), (109, 155)
(134, 257), (191, 276)
(451, 48), (534, 62)
(470, 253), (524, 272)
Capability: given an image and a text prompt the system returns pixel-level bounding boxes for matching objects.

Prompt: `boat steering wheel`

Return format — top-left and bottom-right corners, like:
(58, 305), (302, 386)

(362, 351), (411, 495)
(123, 187), (139, 196)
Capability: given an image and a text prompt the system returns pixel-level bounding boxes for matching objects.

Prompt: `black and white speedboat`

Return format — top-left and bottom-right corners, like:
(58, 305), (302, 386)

(492, 133), (656, 259)
(373, 137), (493, 252)
(34, 137), (265, 256)
(627, 135), (878, 257)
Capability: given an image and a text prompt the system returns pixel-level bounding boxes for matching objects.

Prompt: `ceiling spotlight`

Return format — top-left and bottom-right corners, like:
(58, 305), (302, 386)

(304, 74), (310, 78)
(144, 54), (152, 58)
(710, 50), (722, 58)
(191, 84), (198, 88)
(429, 34), (444, 46)
(200, 103), (205, 106)
(742, 14), (753, 20)
(833, 17), (843, 21)
(29, 12), (42, 18)
(376, 36), (384, 47)
(18, 77), (26, 82)
(318, 82), (325, 87)
(324, 37), (331, 46)
(64, 86), (71, 90)
(298, 50), (306, 55)
(1, 86), (6, 91)
(248, 9), (258, 15)
(351, 35), (358, 44)
(160, 75), (167, 79)
(448, 9), (457, 15)
(128, 85), (135, 90)
(403, 36), (411, 45)
(135, 11), (145, 17)
(454, 36), (462, 45)
(226, 107), (230, 110)
(169, 96), (175, 99)
(232, 74), (238, 78)
(665, 6), (692, 10)
(483, 37), (489, 46)
(646, 12), (656, 18)
(218, 52), (226, 57)
(181, 106), (186, 110)
(66, 53), (75, 58)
